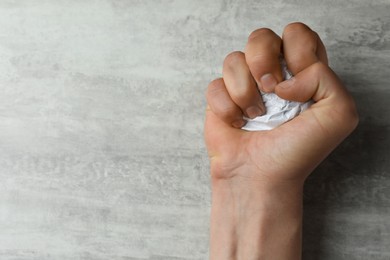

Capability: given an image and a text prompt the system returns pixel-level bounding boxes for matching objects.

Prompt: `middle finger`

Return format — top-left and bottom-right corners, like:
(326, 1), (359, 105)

(245, 28), (283, 93)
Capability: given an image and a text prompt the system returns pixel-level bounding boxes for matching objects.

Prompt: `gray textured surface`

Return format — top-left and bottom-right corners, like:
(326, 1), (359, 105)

(0, 1), (389, 259)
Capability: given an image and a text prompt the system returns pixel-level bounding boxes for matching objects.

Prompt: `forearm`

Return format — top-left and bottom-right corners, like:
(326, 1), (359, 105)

(209, 176), (304, 260)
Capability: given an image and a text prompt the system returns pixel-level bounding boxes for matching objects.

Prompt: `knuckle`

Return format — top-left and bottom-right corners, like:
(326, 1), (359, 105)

(284, 22), (312, 35)
(284, 23), (318, 46)
(206, 78), (224, 99)
(246, 28), (281, 59)
(248, 28), (275, 41)
(208, 78), (223, 89)
(223, 51), (244, 69)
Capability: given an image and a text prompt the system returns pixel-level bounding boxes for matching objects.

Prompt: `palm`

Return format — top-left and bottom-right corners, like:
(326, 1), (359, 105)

(205, 106), (338, 183)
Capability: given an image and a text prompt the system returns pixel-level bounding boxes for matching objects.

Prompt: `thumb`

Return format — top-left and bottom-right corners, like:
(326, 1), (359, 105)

(275, 61), (359, 135)
(276, 62), (343, 102)
(265, 62), (359, 176)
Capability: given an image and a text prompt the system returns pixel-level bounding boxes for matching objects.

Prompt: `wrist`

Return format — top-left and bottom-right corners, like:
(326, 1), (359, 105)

(209, 176), (303, 260)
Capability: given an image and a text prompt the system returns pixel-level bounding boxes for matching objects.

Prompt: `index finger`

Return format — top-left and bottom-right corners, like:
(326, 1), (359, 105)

(282, 22), (328, 75)
(245, 28), (283, 93)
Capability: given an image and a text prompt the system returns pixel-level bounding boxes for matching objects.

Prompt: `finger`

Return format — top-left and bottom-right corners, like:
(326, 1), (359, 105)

(275, 62), (358, 132)
(282, 22), (328, 75)
(206, 78), (246, 128)
(276, 62), (344, 102)
(223, 51), (265, 119)
(245, 28), (283, 93)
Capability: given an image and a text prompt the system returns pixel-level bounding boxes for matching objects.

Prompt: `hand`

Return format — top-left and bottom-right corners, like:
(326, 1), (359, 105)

(205, 23), (358, 260)
(205, 23), (358, 183)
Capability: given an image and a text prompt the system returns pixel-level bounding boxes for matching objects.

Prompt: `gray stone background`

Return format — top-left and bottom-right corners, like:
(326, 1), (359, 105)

(0, 0), (389, 259)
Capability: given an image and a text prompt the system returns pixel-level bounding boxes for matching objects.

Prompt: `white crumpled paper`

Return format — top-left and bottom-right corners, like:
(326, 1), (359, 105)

(242, 58), (312, 131)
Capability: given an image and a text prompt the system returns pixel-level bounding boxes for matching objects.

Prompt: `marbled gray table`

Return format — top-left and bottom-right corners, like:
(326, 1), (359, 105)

(0, 1), (389, 259)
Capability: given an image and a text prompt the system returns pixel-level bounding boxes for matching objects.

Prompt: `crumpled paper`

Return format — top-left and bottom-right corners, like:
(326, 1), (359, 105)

(242, 58), (312, 131)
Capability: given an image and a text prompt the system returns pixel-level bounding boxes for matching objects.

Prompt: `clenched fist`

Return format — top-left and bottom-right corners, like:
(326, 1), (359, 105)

(205, 22), (358, 260)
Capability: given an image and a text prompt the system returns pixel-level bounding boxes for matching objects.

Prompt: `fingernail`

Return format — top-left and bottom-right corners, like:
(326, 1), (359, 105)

(261, 73), (277, 92)
(257, 100), (266, 115)
(232, 119), (246, 128)
(245, 105), (262, 119)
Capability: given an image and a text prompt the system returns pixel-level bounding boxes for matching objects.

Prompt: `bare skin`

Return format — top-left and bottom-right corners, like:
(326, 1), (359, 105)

(204, 23), (359, 260)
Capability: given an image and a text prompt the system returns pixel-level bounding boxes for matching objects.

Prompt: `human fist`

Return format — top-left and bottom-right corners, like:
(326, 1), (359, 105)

(204, 22), (358, 182)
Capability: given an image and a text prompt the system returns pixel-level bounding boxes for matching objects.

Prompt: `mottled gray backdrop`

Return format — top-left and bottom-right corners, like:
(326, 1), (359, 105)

(0, 0), (389, 259)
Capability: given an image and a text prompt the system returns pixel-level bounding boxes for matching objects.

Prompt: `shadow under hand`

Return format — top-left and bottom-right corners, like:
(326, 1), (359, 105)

(302, 89), (390, 260)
